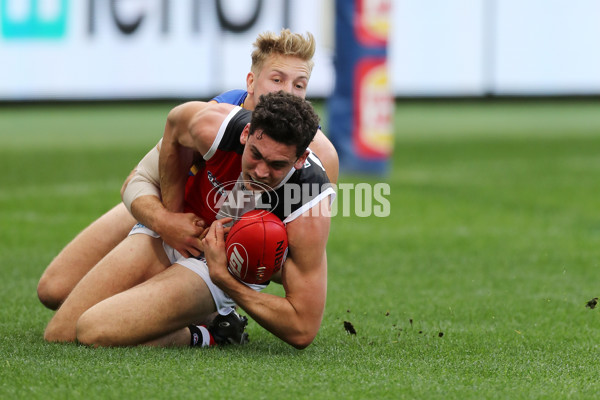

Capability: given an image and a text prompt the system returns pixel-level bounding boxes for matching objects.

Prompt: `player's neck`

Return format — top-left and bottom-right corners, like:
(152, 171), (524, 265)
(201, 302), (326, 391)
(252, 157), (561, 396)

(243, 95), (256, 111)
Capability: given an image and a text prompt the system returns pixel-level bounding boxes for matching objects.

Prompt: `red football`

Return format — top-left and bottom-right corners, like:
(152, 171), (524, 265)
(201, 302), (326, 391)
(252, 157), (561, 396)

(225, 210), (288, 284)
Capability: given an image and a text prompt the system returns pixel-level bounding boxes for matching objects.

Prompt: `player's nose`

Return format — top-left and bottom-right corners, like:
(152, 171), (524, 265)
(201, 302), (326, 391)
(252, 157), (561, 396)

(254, 161), (269, 179)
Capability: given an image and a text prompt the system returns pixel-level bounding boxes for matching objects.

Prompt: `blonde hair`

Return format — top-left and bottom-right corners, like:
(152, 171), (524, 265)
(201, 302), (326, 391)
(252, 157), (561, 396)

(251, 29), (316, 76)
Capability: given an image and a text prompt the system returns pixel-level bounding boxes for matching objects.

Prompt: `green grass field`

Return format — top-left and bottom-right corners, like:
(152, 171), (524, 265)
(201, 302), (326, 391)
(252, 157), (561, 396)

(1, 100), (600, 399)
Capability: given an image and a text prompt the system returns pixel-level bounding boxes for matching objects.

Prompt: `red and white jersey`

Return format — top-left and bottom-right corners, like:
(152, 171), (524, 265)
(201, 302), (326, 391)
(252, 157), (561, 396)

(183, 107), (335, 226)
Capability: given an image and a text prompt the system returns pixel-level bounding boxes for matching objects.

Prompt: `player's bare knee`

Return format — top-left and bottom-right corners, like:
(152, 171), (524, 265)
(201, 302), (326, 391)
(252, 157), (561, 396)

(43, 327), (65, 343)
(76, 311), (118, 347)
(37, 276), (65, 311)
(42, 324), (58, 342)
(76, 311), (102, 346)
(43, 319), (76, 343)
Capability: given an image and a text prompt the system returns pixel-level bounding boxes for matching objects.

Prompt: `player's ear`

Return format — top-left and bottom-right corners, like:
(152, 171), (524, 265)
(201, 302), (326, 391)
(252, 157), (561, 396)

(240, 124), (251, 145)
(246, 72), (255, 94)
(293, 150), (310, 170)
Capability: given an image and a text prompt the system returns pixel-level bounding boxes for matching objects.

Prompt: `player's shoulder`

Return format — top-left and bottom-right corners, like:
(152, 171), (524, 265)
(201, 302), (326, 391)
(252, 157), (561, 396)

(211, 90), (248, 107)
(312, 131), (338, 161)
(309, 131), (339, 184)
(213, 107), (250, 155)
(224, 107), (251, 132)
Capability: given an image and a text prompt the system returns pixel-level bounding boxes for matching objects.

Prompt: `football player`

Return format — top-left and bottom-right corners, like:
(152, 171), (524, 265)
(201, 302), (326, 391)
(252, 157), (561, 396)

(37, 29), (338, 310)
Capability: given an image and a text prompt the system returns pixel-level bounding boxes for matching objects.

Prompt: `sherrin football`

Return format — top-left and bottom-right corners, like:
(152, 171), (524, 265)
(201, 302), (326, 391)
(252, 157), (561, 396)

(225, 210), (288, 284)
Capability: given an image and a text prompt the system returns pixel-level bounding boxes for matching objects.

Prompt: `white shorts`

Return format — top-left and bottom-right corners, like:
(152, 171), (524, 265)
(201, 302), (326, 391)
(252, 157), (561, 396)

(129, 223), (268, 315)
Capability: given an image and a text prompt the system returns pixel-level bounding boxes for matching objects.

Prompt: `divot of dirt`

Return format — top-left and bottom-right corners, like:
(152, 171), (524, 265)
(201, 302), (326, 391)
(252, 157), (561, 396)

(344, 321), (356, 335)
(586, 297), (598, 309)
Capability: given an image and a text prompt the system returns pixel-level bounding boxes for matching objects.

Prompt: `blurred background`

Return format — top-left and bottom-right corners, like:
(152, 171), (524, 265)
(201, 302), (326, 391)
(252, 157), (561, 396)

(3, 0), (600, 100)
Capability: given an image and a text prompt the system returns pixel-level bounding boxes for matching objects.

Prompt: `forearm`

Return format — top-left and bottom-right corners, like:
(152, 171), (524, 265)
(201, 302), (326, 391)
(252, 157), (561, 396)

(130, 195), (169, 234)
(216, 274), (322, 349)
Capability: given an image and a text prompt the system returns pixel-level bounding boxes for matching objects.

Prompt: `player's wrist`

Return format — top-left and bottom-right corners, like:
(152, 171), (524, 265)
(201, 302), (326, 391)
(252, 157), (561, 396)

(208, 259), (235, 289)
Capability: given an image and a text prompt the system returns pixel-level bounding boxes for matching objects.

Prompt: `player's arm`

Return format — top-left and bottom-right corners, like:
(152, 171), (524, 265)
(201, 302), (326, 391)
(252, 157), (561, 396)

(203, 198), (331, 349)
(120, 168), (137, 201)
(160, 102), (204, 212)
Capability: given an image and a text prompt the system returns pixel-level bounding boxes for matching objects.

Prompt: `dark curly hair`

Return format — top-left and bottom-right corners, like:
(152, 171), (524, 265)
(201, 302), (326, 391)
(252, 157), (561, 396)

(249, 91), (320, 158)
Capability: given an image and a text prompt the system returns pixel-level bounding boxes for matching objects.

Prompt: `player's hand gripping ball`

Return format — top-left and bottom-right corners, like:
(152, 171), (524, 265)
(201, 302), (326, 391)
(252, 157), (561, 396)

(225, 210), (288, 284)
